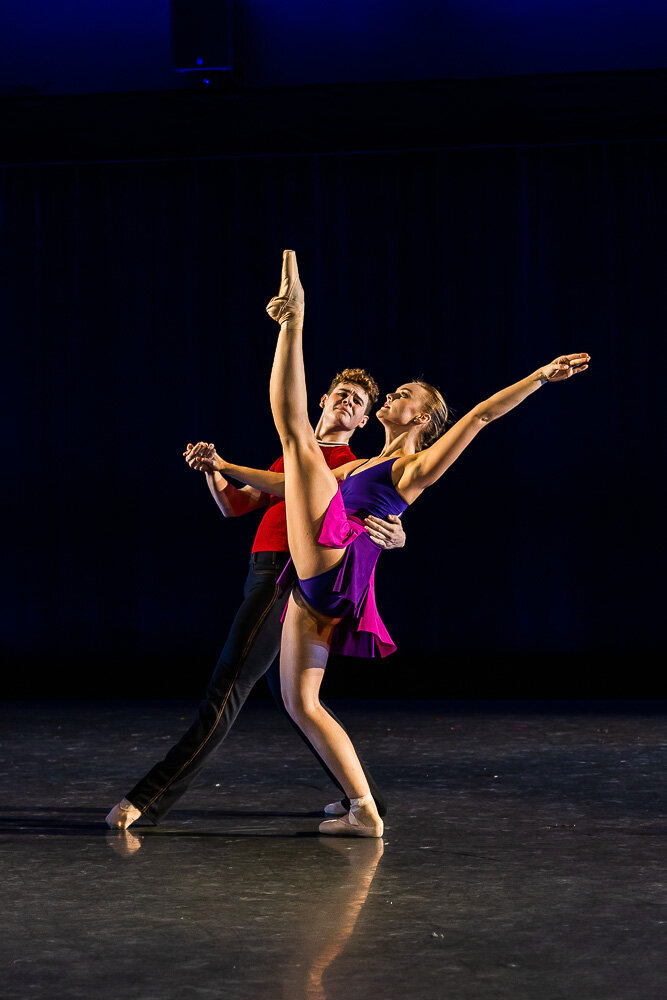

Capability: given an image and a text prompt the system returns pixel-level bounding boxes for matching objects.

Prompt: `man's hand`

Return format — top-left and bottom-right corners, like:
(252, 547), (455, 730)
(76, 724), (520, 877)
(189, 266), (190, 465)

(184, 442), (225, 473)
(364, 513), (406, 550)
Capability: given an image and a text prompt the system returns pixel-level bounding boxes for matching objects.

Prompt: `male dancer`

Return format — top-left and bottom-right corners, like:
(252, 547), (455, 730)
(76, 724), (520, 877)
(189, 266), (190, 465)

(106, 369), (405, 829)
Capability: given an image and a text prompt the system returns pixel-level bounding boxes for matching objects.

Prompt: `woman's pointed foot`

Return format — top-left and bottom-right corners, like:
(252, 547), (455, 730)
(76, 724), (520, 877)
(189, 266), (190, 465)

(319, 793), (383, 838)
(105, 797), (142, 830)
(266, 249), (304, 324)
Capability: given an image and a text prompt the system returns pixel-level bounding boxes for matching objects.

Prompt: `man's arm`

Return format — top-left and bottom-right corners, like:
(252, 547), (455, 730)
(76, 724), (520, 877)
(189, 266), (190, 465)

(205, 470), (269, 518)
(184, 442), (271, 517)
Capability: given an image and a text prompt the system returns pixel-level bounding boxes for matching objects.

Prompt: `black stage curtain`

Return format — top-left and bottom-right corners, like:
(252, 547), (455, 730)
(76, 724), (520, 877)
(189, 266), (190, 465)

(2, 138), (665, 697)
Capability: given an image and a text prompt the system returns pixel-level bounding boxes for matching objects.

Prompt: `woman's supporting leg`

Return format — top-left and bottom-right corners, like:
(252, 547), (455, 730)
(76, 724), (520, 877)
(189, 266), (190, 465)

(265, 657), (389, 817)
(280, 594), (383, 837)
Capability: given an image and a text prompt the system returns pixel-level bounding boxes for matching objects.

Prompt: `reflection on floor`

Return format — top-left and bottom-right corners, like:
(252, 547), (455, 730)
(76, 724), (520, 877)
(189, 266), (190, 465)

(1, 700), (665, 999)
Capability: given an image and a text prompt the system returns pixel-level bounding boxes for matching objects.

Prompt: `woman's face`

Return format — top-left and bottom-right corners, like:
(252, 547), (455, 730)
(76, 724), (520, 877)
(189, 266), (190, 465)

(377, 383), (429, 429)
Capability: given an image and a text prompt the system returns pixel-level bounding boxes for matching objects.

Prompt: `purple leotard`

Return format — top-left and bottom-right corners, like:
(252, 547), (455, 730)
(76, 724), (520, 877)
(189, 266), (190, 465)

(279, 458), (408, 658)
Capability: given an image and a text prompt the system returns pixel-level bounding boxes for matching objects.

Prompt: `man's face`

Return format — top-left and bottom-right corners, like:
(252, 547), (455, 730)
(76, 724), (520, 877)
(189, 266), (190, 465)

(320, 381), (370, 431)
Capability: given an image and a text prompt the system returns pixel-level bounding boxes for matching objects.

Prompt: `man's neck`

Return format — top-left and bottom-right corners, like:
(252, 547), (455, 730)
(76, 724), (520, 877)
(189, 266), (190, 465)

(314, 416), (354, 445)
(316, 433), (353, 445)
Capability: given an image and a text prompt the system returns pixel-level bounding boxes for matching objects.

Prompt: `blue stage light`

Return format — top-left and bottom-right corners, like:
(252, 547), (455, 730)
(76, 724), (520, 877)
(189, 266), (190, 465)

(171, 0), (233, 75)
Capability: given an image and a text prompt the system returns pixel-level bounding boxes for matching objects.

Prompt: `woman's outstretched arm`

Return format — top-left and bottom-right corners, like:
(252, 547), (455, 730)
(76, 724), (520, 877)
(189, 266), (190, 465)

(185, 443), (407, 547)
(186, 447), (365, 497)
(399, 353), (590, 497)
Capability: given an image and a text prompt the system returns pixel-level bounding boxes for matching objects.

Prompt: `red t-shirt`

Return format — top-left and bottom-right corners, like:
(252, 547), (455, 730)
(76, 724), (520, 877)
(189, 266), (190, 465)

(251, 443), (356, 553)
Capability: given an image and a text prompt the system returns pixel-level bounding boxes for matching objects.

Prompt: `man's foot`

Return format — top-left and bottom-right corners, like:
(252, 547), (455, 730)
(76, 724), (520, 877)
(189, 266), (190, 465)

(266, 249), (304, 324)
(324, 800), (348, 816)
(105, 798), (142, 830)
(319, 793), (383, 838)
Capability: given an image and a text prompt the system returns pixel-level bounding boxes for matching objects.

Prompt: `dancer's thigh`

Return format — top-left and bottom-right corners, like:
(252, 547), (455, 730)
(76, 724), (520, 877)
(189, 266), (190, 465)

(279, 594), (338, 714)
(282, 436), (346, 581)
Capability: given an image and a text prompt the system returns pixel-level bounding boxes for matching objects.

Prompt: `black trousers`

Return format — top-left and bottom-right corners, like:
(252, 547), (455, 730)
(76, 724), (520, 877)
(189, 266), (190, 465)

(126, 551), (387, 823)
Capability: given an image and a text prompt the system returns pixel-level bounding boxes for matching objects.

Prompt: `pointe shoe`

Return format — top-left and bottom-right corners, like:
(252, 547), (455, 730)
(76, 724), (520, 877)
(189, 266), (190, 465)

(324, 800), (348, 816)
(105, 797), (142, 830)
(319, 793), (383, 838)
(266, 249), (304, 324)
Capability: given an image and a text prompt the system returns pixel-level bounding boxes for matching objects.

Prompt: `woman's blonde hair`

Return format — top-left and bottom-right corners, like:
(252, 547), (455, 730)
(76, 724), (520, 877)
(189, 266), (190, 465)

(412, 380), (451, 451)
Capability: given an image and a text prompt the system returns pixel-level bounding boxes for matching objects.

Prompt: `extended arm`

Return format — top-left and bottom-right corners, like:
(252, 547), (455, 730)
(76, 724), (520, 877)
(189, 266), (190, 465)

(189, 450), (368, 498)
(187, 444), (408, 547)
(399, 353), (590, 497)
(214, 461), (287, 497)
(185, 441), (287, 497)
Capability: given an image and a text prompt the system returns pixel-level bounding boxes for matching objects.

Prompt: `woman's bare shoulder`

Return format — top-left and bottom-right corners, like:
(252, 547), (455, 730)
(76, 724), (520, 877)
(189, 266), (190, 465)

(332, 458), (368, 480)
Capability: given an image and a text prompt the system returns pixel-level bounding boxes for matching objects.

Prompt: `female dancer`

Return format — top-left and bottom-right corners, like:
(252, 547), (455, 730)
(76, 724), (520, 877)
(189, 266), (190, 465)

(265, 249), (589, 838)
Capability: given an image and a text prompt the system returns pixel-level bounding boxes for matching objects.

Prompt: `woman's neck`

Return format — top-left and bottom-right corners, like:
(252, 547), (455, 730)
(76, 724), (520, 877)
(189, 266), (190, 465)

(377, 427), (420, 458)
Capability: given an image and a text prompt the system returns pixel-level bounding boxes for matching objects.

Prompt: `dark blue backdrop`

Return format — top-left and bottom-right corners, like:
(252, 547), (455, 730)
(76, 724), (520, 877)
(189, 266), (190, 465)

(2, 129), (665, 697)
(1, 0), (665, 698)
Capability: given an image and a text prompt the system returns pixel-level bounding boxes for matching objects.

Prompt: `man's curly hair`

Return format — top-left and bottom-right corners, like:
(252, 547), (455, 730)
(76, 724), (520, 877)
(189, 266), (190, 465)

(326, 368), (379, 415)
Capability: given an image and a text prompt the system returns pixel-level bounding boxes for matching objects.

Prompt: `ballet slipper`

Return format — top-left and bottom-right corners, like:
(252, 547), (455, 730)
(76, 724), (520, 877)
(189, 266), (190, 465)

(105, 797), (142, 830)
(266, 249), (304, 324)
(324, 800), (348, 816)
(319, 793), (383, 839)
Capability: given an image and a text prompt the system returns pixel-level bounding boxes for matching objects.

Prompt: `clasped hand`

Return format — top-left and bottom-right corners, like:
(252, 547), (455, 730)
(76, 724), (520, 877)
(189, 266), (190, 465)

(184, 441), (224, 473)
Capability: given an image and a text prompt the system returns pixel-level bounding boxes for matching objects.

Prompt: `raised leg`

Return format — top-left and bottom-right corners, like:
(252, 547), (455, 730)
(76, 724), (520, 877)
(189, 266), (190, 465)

(267, 250), (346, 582)
(267, 251), (382, 837)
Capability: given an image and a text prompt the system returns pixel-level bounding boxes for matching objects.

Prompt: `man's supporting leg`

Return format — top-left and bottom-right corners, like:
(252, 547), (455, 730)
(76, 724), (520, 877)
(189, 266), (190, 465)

(123, 553), (289, 824)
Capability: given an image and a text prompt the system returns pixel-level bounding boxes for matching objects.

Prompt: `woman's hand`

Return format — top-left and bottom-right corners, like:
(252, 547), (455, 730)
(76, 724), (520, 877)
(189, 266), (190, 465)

(183, 442), (226, 474)
(364, 514), (406, 550)
(539, 353), (590, 383)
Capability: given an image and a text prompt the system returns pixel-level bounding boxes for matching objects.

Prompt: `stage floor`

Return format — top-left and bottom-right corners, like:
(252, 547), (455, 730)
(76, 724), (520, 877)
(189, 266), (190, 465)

(1, 700), (665, 999)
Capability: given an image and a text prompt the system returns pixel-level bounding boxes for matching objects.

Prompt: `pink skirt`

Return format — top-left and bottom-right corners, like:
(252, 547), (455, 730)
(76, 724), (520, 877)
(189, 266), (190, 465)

(278, 487), (397, 658)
